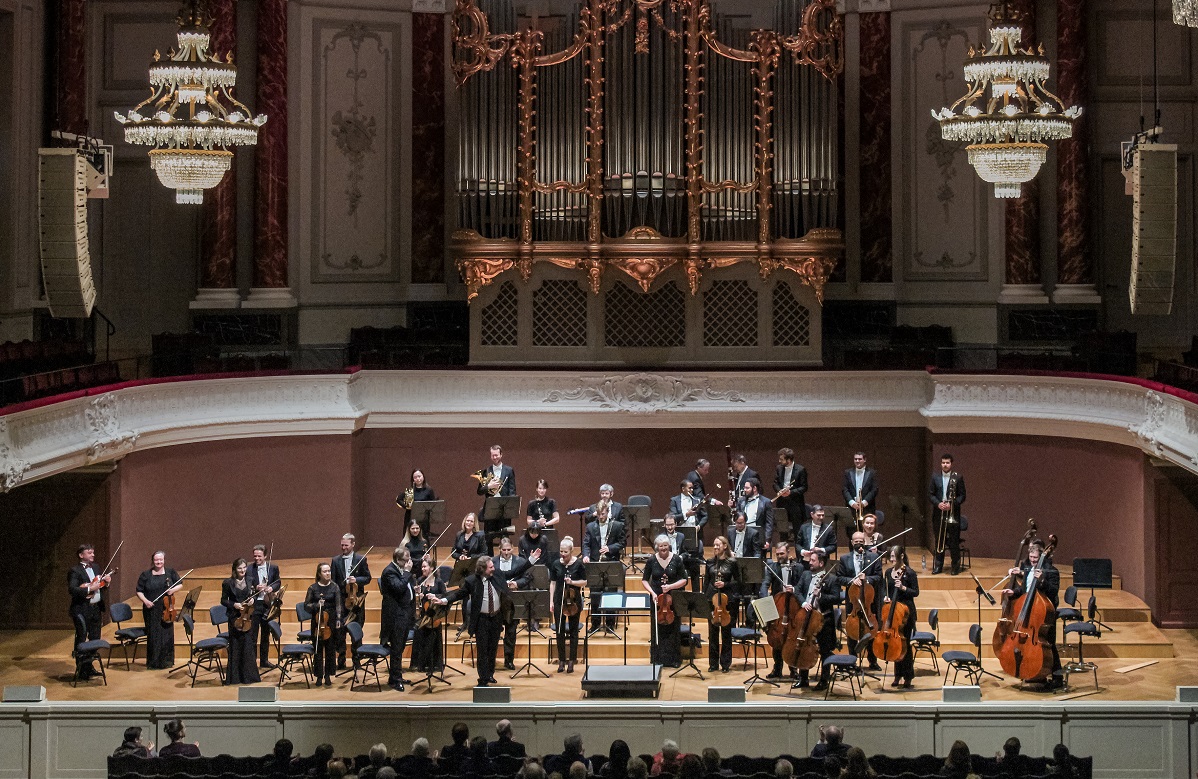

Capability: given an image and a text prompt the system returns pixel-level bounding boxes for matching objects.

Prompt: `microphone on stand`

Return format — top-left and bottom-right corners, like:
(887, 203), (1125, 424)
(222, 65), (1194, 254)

(567, 507), (590, 515)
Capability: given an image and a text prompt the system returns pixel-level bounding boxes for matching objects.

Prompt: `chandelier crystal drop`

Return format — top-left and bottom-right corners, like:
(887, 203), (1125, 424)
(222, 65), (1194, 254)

(1174, 0), (1198, 27)
(932, 1), (1081, 198)
(116, 0), (266, 204)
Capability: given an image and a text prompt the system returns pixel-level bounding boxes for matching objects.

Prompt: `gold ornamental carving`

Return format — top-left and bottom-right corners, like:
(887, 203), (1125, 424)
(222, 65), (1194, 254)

(609, 257), (680, 292)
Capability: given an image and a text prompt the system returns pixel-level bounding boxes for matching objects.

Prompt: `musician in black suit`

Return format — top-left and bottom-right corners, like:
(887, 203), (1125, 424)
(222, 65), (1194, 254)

(668, 479), (707, 528)
(248, 544), (282, 669)
(452, 513), (488, 560)
(478, 445), (517, 546)
(662, 514), (701, 590)
(378, 548), (414, 690)
(928, 453), (967, 575)
(445, 556), (510, 686)
(773, 447), (809, 540)
(583, 491), (624, 630)
(1002, 537), (1062, 689)
(738, 478), (773, 555)
(796, 505), (837, 566)
(761, 541), (801, 680)
(492, 537), (532, 671)
(685, 459), (713, 502)
(842, 452), (879, 518)
(725, 511), (761, 559)
(792, 550), (841, 691)
(829, 531), (882, 667)
(331, 533), (372, 670)
(67, 543), (110, 679)
(730, 454), (759, 502)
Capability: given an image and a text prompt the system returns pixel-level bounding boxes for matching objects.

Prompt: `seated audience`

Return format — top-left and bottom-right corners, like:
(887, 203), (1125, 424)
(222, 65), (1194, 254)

(440, 723), (471, 774)
(838, 747), (875, 779)
(266, 739), (296, 773)
(462, 736), (497, 777)
(397, 738), (438, 776)
(377, 769), (397, 779)
(520, 762), (548, 779)
(305, 744), (336, 778)
(821, 757), (841, 778)
(700, 748), (729, 778)
(678, 755), (704, 779)
(994, 736), (1032, 777)
(811, 726), (850, 760)
(489, 719), (527, 759)
(601, 740), (632, 779)
(773, 759), (793, 779)
(1048, 743), (1077, 778)
(627, 757), (649, 779)
(158, 718), (200, 758)
(359, 742), (389, 779)
(939, 740), (975, 779)
(569, 761), (589, 779)
(112, 726), (155, 758)
(650, 739), (684, 776)
(547, 734), (590, 775)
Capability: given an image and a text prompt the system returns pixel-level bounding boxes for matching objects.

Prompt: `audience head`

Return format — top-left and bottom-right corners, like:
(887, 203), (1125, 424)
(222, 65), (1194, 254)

(1053, 743), (1070, 762)
(370, 743), (388, 766)
(273, 739), (294, 761)
(412, 738), (430, 758)
(377, 768), (397, 779)
(520, 762), (547, 779)
(569, 761), (588, 779)
(840, 747), (873, 778)
(661, 739), (680, 760)
(945, 741), (970, 769)
(314, 744), (335, 765)
(470, 736), (488, 758)
(163, 718), (186, 743)
(122, 726), (144, 745)
(822, 725), (843, 748)
(679, 755), (703, 779)
(773, 759), (793, 779)
(497, 719), (514, 739)
(452, 722), (470, 745)
(1001, 737), (1020, 759)
(564, 734), (584, 756)
(700, 748), (721, 774)
(608, 740), (632, 776)
(627, 757), (649, 779)
(327, 759), (347, 779)
(821, 756), (840, 779)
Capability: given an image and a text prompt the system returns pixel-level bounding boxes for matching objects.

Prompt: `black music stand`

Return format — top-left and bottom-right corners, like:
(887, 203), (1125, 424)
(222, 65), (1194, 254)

(670, 591), (711, 680)
(1071, 558), (1114, 631)
(410, 604), (456, 691)
(680, 526), (702, 589)
(644, 518), (666, 557)
(508, 589), (551, 678)
(708, 501), (732, 534)
(482, 495), (521, 550)
(889, 495), (921, 534)
(449, 557), (480, 639)
(968, 572), (1003, 682)
(820, 506), (850, 544)
(736, 558), (765, 627)
(410, 500), (445, 541)
(622, 505), (651, 572)
(168, 585), (204, 675)
(586, 561), (625, 638)
(519, 565), (550, 637)
(746, 595), (780, 689)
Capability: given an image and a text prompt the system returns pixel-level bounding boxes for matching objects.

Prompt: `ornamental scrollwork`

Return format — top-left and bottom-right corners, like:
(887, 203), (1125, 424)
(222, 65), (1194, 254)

(0, 418), (30, 493)
(84, 394), (140, 464)
(544, 373), (745, 414)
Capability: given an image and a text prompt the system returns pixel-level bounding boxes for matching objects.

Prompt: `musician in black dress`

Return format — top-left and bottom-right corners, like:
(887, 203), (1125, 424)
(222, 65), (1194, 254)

(761, 542), (801, 680)
(306, 562), (342, 686)
(411, 557), (448, 674)
(1002, 537), (1063, 689)
(379, 548), (414, 690)
(704, 535), (741, 673)
(881, 545), (919, 688)
(792, 549), (840, 691)
(526, 479), (560, 530)
(221, 558), (261, 685)
(399, 469), (438, 534)
(642, 534), (688, 667)
(453, 513), (487, 560)
(548, 537), (586, 673)
(402, 521), (430, 565)
(67, 543), (110, 679)
(135, 552), (182, 669)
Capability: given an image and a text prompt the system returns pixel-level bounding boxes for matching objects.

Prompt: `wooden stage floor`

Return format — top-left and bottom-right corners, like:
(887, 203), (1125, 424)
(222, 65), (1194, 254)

(7, 549), (1193, 704)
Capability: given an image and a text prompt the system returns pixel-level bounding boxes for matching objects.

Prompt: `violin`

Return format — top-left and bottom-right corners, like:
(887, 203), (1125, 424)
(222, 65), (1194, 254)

(872, 565), (910, 663)
(232, 589), (256, 632)
(317, 607), (333, 640)
(342, 546), (375, 612)
(161, 592), (179, 625)
(561, 582), (582, 617)
(656, 573), (675, 625)
(993, 531), (1058, 682)
(709, 567), (732, 628)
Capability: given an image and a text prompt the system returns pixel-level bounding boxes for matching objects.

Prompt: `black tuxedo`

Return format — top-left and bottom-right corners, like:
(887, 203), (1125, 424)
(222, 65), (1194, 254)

(738, 495), (774, 549)
(760, 559), (802, 597)
(725, 525), (761, 558)
(583, 519), (625, 562)
(492, 553), (531, 666)
(248, 561), (282, 666)
(668, 493), (707, 528)
(831, 548), (881, 657)
(842, 467), (879, 509)
(929, 470), (967, 573)
(446, 573), (510, 684)
(773, 462), (809, 533)
(733, 466), (759, 499)
(796, 568), (841, 685)
(478, 463), (517, 544)
(331, 552), (372, 665)
(685, 469), (709, 501)
(378, 561), (414, 683)
(67, 562), (105, 657)
(796, 520), (837, 560)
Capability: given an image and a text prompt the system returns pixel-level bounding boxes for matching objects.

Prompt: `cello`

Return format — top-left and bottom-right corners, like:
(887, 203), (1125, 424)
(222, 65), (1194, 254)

(763, 561), (803, 667)
(993, 533), (1058, 682)
(872, 563), (911, 664)
(843, 574), (876, 643)
(791, 570), (830, 670)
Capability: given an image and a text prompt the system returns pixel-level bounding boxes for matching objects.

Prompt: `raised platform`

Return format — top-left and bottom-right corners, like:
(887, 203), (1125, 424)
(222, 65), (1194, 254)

(580, 663), (661, 698)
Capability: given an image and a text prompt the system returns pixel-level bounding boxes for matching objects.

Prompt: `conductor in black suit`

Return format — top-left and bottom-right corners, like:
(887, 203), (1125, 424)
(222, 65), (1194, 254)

(445, 556), (509, 686)
(842, 451), (879, 519)
(738, 478), (773, 555)
(67, 543), (110, 679)
(725, 511), (761, 559)
(331, 533), (372, 670)
(378, 547), (414, 690)
(492, 537), (532, 670)
(248, 544), (282, 669)
(478, 445), (517, 546)
(928, 453), (967, 575)
(773, 447), (808, 540)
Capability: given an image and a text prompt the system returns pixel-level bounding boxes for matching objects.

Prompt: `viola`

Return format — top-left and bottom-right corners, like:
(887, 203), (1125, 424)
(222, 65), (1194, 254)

(993, 533), (1058, 681)
(872, 566), (910, 663)
(161, 592), (179, 625)
(561, 583), (582, 617)
(709, 567), (732, 628)
(316, 606), (333, 641)
(232, 590), (256, 632)
(656, 573), (675, 625)
(843, 576), (876, 642)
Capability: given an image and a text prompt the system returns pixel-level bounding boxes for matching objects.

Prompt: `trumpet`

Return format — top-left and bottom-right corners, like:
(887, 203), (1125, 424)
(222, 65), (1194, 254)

(472, 467), (507, 497)
(935, 472), (958, 555)
(398, 486), (415, 510)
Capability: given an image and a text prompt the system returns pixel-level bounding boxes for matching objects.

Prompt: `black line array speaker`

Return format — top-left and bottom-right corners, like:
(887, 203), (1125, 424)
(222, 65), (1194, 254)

(1128, 143), (1177, 316)
(38, 148), (96, 318)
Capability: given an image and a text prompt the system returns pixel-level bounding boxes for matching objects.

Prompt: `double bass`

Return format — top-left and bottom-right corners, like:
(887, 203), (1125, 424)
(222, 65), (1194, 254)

(763, 562), (805, 668)
(872, 564), (910, 663)
(792, 570), (830, 670)
(993, 531), (1059, 682)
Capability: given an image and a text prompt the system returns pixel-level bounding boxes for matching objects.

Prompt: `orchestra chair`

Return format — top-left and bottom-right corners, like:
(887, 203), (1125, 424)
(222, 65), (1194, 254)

(1062, 620), (1101, 692)
(910, 608), (941, 673)
(1056, 585), (1082, 659)
(730, 624), (766, 672)
(208, 605), (230, 641)
(823, 631), (871, 700)
(71, 614), (111, 687)
(957, 519), (972, 570)
(107, 602), (146, 670)
(345, 621), (389, 691)
(941, 624), (984, 686)
(295, 602), (314, 644)
(180, 612), (227, 687)
(267, 619), (313, 688)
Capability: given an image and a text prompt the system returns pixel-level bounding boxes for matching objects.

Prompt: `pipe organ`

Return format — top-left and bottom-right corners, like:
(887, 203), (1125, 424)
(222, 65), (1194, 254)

(452, 0), (844, 364)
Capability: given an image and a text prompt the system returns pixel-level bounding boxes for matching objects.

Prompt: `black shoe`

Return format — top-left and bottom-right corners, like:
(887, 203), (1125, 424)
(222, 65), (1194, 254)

(260, 662), (277, 670)
(867, 662), (882, 671)
(478, 679), (490, 687)
(336, 659), (347, 670)
(503, 661), (516, 671)
(390, 681), (405, 692)
(900, 680), (914, 689)
(812, 681), (828, 691)
(950, 568), (961, 576)
(566, 662), (574, 674)
(791, 679), (808, 689)
(557, 662), (566, 673)
(931, 566), (943, 575)
(721, 666), (731, 673)
(890, 677), (901, 688)
(766, 669), (782, 680)
(324, 678), (333, 687)
(708, 665), (718, 673)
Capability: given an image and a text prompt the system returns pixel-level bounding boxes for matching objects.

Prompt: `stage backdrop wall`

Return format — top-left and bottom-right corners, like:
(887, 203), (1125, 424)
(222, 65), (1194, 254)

(105, 428), (1152, 601)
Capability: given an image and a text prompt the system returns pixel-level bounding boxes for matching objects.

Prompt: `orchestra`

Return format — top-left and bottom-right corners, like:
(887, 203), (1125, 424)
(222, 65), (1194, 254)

(68, 448), (1079, 699)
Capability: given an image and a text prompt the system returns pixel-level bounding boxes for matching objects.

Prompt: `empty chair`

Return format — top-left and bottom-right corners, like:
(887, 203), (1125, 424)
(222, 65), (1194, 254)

(108, 602), (147, 670)
(941, 623), (983, 686)
(822, 632), (871, 700)
(268, 620), (314, 688)
(72, 614), (111, 687)
(345, 621), (389, 691)
(180, 612), (227, 687)
(209, 605), (230, 641)
(910, 608), (940, 672)
(1062, 620), (1101, 692)
(295, 602), (314, 644)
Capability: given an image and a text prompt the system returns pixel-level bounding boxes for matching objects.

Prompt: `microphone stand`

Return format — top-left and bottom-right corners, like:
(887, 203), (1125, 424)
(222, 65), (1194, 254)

(970, 572), (1003, 682)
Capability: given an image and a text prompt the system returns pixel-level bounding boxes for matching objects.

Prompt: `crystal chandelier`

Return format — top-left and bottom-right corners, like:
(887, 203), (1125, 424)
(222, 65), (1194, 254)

(1175, 1), (1198, 27)
(931, 1), (1081, 198)
(115, 0), (265, 204)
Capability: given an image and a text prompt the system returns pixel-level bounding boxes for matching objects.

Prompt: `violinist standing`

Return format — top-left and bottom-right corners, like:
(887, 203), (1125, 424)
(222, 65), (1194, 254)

(135, 552), (182, 669)
(829, 532), (882, 670)
(881, 546), (919, 688)
(331, 533), (372, 670)
(492, 537), (532, 671)
(761, 541), (801, 680)
(67, 543), (110, 679)
(1001, 537), (1063, 689)
(411, 557), (448, 674)
(248, 544), (280, 669)
(642, 534), (689, 668)
(792, 549), (840, 691)
(222, 557), (261, 685)
(928, 454), (967, 575)
(704, 535), (741, 673)
(379, 547), (415, 690)
(306, 562), (342, 686)
(548, 537), (586, 673)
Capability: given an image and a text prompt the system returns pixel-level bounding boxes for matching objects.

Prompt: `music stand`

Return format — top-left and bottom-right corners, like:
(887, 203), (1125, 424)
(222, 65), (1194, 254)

(410, 500), (445, 540)
(168, 585), (205, 675)
(586, 561), (625, 638)
(889, 495), (922, 534)
(482, 495), (521, 549)
(645, 518), (665, 549)
(745, 596), (780, 688)
(819, 506), (850, 541)
(670, 591), (711, 679)
(449, 557), (480, 639)
(519, 565), (550, 637)
(508, 589), (551, 678)
(708, 501), (732, 534)
(622, 505), (651, 572)
(410, 604), (456, 691)
(968, 572), (1003, 682)
(1071, 558), (1114, 631)
(736, 558), (765, 628)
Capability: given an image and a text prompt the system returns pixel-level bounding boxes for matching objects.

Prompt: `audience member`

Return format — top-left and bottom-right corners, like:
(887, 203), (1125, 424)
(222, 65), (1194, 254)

(112, 726), (155, 758)
(994, 736), (1032, 777)
(267, 739), (296, 773)
(1047, 744), (1077, 778)
(838, 747), (875, 779)
(462, 736), (497, 777)
(773, 759), (793, 779)
(398, 738), (437, 776)
(489, 719), (527, 759)
(569, 761), (589, 779)
(158, 718), (200, 758)
(601, 740), (632, 779)
(627, 757), (649, 779)
(650, 739), (684, 776)
(520, 762), (548, 779)
(377, 769), (397, 779)
(305, 744), (336, 778)
(938, 740), (975, 779)
(678, 755), (704, 779)
(701, 748), (729, 777)
(811, 726), (850, 760)
(327, 759), (348, 779)
(358, 742), (389, 779)
(820, 757), (841, 779)
(440, 723), (471, 774)
(547, 734), (590, 775)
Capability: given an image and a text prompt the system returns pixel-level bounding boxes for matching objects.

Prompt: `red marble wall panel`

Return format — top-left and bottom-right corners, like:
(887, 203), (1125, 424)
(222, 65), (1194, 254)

(858, 12), (892, 284)
(200, 0), (238, 290)
(51, 0), (87, 136)
(1056, 0), (1091, 286)
(1004, 0), (1041, 286)
(254, 0), (289, 289)
(411, 13), (447, 284)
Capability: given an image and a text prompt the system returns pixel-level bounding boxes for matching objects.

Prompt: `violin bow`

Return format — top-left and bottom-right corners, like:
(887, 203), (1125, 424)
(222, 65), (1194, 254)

(150, 568), (195, 604)
(345, 545), (375, 582)
(854, 527), (913, 578)
(99, 540), (124, 579)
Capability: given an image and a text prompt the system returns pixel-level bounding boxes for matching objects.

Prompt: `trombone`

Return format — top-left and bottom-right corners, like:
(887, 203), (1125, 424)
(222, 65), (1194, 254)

(935, 472), (959, 555)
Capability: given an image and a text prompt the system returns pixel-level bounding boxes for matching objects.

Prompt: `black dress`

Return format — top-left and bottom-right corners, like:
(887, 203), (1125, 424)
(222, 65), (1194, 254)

(136, 568), (181, 669)
(305, 581), (343, 680)
(704, 557), (741, 671)
(402, 486), (438, 533)
(882, 566), (919, 683)
(411, 578), (447, 672)
(453, 531), (487, 559)
(549, 557), (586, 663)
(221, 577), (261, 684)
(526, 497), (557, 528)
(642, 554), (687, 667)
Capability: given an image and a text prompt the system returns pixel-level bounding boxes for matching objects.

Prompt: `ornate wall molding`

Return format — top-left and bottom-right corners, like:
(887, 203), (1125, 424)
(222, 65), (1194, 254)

(3, 371), (1198, 486)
